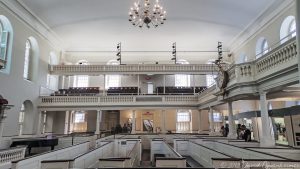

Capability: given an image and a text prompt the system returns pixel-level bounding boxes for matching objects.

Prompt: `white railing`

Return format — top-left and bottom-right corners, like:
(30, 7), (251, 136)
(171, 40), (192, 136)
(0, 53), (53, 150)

(49, 64), (224, 75)
(0, 146), (26, 164)
(228, 37), (297, 84)
(39, 95), (199, 108)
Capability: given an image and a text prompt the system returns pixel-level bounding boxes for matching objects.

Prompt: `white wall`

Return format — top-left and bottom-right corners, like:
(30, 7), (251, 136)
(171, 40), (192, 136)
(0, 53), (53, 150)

(0, 2), (61, 139)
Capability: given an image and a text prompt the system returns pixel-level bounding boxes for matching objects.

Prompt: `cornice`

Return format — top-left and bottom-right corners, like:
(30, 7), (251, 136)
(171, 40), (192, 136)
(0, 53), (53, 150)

(0, 0), (64, 51)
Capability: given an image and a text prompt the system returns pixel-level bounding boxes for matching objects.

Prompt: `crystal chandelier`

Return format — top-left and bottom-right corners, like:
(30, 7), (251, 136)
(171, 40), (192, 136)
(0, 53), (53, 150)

(128, 0), (167, 28)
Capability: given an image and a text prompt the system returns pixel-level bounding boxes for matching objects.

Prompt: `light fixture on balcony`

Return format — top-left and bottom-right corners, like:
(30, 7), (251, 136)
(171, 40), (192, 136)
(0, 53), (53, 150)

(128, 0), (167, 28)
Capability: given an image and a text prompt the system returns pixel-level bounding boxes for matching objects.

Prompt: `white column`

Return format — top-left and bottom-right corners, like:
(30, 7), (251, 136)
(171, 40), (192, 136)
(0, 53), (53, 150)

(161, 110), (166, 133)
(198, 110), (202, 133)
(296, 0), (300, 82)
(227, 102), (237, 139)
(103, 75), (106, 96)
(137, 75), (140, 95)
(132, 110), (136, 134)
(0, 110), (6, 142)
(259, 92), (275, 147)
(61, 76), (66, 89)
(163, 75), (166, 94)
(95, 110), (102, 135)
(36, 111), (43, 136)
(209, 107), (214, 132)
(193, 75), (196, 94)
(64, 111), (70, 134)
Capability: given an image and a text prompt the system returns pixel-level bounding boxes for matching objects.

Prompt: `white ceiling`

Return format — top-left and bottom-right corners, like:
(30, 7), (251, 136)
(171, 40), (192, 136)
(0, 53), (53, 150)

(19, 0), (278, 61)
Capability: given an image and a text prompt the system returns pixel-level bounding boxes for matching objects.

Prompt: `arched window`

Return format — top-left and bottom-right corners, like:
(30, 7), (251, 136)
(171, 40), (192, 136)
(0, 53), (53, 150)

(23, 37), (39, 81)
(289, 19), (296, 37)
(238, 53), (248, 63)
(23, 40), (31, 80)
(105, 60), (120, 89)
(176, 110), (192, 132)
(175, 60), (190, 87)
(0, 15), (13, 74)
(256, 37), (269, 59)
(73, 60), (89, 87)
(19, 104), (25, 136)
(280, 16), (296, 44)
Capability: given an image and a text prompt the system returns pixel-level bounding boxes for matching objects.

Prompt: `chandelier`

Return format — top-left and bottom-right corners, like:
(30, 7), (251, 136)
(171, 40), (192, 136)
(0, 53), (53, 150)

(128, 0), (167, 28)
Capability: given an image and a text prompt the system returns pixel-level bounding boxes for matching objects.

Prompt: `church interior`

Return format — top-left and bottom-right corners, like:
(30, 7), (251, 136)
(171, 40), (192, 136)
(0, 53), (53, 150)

(1, 0), (300, 168)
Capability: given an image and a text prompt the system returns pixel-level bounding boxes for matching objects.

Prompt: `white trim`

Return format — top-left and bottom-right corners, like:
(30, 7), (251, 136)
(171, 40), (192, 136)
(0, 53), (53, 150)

(229, 0), (294, 53)
(0, 0), (64, 50)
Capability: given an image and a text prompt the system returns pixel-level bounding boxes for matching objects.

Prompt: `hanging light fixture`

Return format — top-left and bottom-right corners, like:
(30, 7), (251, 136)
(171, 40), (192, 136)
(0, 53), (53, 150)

(128, 0), (167, 28)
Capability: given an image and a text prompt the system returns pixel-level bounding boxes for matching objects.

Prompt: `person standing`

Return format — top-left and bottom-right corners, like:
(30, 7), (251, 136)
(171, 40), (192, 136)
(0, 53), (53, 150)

(241, 125), (251, 142)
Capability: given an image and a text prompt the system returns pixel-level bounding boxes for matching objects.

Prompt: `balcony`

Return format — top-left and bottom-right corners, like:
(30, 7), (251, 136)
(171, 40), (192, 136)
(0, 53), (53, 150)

(38, 95), (199, 110)
(199, 37), (298, 108)
(49, 64), (224, 75)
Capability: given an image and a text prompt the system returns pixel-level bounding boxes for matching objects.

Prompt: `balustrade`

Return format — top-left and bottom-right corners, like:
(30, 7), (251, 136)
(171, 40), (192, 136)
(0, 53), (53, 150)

(0, 146), (26, 164)
(49, 64), (223, 75)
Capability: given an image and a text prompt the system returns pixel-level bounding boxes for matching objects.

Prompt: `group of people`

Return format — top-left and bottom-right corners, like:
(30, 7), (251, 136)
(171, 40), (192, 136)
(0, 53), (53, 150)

(220, 124), (251, 142)
(111, 123), (132, 134)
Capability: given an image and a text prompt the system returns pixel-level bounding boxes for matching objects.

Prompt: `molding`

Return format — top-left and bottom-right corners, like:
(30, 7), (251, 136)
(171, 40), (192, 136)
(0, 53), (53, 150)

(0, 0), (64, 50)
(229, 0), (294, 54)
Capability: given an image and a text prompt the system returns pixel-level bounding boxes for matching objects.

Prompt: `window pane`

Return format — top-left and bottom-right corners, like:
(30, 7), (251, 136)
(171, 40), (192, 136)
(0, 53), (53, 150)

(290, 19), (296, 37)
(23, 40), (31, 79)
(177, 112), (191, 122)
(262, 40), (269, 55)
(175, 74), (190, 87)
(75, 113), (85, 123)
(76, 75), (89, 87)
(206, 75), (217, 87)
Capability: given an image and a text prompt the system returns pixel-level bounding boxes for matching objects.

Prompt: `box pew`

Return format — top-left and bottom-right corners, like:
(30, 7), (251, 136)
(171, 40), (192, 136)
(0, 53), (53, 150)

(11, 141), (90, 169)
(151, 138), (186, 168)
(247, 147), (300, 160)
(41, 141), (113, 169)
(55, 135), (96, 149)
(202, 140), (285, 160)
(174, 139), (231, 168)
(98, 140), (141, 168)
(212, 158), (300, 169)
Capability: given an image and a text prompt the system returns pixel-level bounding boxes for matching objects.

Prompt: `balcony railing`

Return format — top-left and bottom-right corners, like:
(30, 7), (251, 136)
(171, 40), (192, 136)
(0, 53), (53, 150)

(49, 64), (226, 75)
(0, 146), (26, 164)
(39, 95), (199, 108)
(227, 37), (297, 86)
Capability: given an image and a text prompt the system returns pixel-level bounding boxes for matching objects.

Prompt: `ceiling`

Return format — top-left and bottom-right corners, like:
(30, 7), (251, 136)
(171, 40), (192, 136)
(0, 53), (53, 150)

(19, 0), (278, 62)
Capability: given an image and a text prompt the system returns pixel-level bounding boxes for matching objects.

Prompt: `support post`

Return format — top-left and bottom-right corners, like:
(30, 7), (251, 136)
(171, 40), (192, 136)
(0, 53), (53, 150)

(259, 92), (275, 147)
(103, 75), (106, 96)
(95, 110), (102, 135)
(227, 102), (237, 139)
(163, 75), (166, 94)
(161, 110), (166, 133)
(209, 107), (214, 133)
(64, 111), (70, 134)
(132, 110), (136, 134)
(198, 110), (202, 133)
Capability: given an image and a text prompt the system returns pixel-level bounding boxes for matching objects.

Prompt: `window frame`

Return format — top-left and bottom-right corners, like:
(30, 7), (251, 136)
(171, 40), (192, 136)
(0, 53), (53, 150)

(23, 40), (31, 80)
(175, 60), (191, 87)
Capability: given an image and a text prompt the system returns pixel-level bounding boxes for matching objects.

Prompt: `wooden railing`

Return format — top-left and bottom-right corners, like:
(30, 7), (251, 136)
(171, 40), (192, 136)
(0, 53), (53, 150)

(0, 146), (26, 164)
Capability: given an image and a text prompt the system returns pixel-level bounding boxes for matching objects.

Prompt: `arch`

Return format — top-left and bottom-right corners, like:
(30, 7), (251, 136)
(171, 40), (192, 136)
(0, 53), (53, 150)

(105, 60), (120, 89)
(280, 16), (296, 44)
(23, 37), (39, 81)
(19, 100), (34, 136)
(0, 15), (13, 74)
(256, 37), (269, 59)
